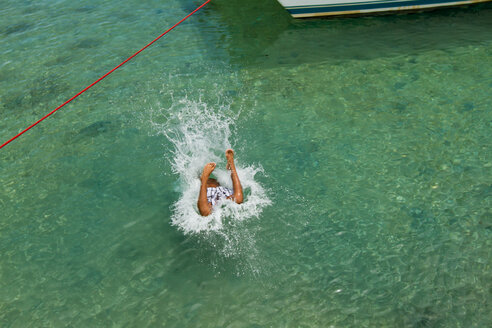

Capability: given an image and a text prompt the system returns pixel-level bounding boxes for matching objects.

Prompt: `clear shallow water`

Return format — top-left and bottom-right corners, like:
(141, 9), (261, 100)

(1, 0), (491, 327)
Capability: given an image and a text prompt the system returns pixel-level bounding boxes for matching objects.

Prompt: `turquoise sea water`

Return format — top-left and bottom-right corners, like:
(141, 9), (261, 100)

(1, 0), (491, 326)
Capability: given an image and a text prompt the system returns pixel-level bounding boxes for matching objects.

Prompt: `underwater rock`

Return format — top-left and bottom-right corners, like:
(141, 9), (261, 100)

(75, 5), (96, 12)
(0, 69), (7, 82)
(401, 205), (438, 230)
(282, 140), (320, 170)
(29, 76), (70, 105)
(410, 307), (439, 328)
(69, 245), (84, 256)
(77, 121), (114, 138)
(44, 55), (72, 67)
(395, 102), (408, 112)
(9, 74), (70, 109)
(478, 215), (492, 231)
(225, 90), (237, 97)
(290, 51), (300, 58)
(394, 82), (406, 90)
(1, 93), (27, 111)
(409, 207), (425, 219)
(474, 183), (492, 198)
(114, 242), (142, 261)
(71, 38), (102, 49)
(71, 265), (104, 288)
(3, 22), (32, 35)
(408, 57), (417, 64)
(461, 102), (475, 112)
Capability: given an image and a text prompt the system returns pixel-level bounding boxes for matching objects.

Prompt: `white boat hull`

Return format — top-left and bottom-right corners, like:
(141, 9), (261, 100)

(276, 0), (491, 17)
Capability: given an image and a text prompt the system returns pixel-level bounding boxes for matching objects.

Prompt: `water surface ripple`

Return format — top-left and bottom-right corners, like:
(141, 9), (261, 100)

(1, 0), (491, 327)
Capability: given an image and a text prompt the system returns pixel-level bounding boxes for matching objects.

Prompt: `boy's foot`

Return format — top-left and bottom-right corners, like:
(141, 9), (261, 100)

(225, 149), (234, 170)
(201, 162), (216, 181)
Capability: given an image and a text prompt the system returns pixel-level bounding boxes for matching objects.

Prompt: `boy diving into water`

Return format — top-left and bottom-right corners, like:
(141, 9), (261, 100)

(198, 149), (243, 216)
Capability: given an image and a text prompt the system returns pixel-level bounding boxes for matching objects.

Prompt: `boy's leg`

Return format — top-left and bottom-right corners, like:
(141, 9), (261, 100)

(226, 149), (243, 204)
(198, 163), (215, 216)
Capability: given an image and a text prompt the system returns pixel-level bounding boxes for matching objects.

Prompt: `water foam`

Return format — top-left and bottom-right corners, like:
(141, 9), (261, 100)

(151, 94), (271, 234)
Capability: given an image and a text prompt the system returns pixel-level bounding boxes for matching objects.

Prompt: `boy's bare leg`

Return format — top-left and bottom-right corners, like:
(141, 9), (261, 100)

(198, 162), (215, 216)
(226, 149), (243, 204)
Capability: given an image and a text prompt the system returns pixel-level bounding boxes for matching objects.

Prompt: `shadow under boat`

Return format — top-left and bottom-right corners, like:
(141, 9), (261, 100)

(260, 3), (492, 66)
(189, 0), (492, 67)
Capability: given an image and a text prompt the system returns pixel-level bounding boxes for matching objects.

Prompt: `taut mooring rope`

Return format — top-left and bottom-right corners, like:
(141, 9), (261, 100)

(0, 0), (211, 150)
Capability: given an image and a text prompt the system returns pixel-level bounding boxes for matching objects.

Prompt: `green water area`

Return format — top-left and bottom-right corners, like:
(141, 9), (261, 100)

(1, 0), (491, 326)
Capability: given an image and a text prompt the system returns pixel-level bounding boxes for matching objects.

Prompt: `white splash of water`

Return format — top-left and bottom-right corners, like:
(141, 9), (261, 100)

(150, 94), (271, 234)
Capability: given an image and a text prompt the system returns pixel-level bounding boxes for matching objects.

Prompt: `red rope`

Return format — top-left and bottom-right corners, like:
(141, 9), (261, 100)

(1, 0), (210, 150)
